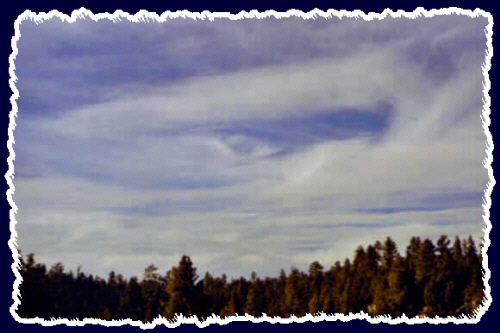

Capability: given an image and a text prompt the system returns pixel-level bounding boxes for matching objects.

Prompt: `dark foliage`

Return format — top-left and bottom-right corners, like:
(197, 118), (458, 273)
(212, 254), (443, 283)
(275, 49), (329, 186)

(16, 235), (485, 322)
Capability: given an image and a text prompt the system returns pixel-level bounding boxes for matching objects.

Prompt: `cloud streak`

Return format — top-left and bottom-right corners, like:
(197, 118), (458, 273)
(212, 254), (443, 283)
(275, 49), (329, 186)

(13, 14), (489, 279)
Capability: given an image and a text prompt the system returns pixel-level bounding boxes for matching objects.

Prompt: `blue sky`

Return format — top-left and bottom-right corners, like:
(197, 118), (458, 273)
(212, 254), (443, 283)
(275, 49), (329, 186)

(12, 13), (490, 279)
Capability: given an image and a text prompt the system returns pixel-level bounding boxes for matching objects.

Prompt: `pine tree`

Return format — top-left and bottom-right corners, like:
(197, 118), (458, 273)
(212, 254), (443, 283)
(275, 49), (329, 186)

(244, 273), (265, 317)
(118, 277), (144, 321)
(434, 235), (458, 316)
(307, 261), (324, 315)
(16, 235), (485, 320)
(276, 269), (288, 316)
(462, 237), (484, 316)
(370, 254), (408, 317)
(337, 259), (351, 314)
(348, 246), (376, 313)
(415, 239), (436, 284)
(284, 268), (307, 317)
(141, 265), (163, 322)
(220, 292), (237, 318)
(320, 264), (338, 314)
(383, 237), (397, 273)
(415, 239), (437, 316)
(163, 255), (198, 320)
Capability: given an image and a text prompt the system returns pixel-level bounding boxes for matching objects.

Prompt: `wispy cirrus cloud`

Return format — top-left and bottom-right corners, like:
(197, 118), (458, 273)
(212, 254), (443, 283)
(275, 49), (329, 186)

(12, 14), (489, 278)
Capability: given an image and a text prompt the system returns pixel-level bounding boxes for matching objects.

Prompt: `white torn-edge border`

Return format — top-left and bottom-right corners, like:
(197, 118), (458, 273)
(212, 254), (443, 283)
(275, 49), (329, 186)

(7, 6), (493, 328)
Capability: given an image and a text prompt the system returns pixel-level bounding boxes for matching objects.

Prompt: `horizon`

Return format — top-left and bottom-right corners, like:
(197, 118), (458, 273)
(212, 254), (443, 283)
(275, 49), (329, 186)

(18, 234), (485, 282)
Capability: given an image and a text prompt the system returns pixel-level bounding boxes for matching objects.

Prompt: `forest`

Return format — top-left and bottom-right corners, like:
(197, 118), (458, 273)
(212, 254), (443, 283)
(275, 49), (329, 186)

(16, 235), (485, 322)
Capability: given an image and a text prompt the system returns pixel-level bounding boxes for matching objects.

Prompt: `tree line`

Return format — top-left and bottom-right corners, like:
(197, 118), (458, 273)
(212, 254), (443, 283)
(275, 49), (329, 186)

(16, 235), (485, 321)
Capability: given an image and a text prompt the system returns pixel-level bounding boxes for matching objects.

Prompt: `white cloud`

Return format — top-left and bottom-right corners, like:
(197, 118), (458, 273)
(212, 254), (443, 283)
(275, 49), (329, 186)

(33, 47), (432, 139)
(13, 15), (490, 279)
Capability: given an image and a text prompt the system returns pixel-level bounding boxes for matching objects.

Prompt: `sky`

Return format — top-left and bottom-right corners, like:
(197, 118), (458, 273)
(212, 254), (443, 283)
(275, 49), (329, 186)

(12, 13), (490, 280)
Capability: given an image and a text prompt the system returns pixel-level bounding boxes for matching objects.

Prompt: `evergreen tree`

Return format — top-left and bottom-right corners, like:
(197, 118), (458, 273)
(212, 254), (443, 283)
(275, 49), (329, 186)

(141, 265), (164, 322)
(382, 237), (397, 273)
(370, 254), (408, 317)
(16, 235), (486, 320)
(337, 258), (351, 314)
(244, 273), (265, 317)
(284, 268), (307, 317)
(163, 255), (197, 320)
(220, 292), (237, 318)
(307, 261), (324, 315)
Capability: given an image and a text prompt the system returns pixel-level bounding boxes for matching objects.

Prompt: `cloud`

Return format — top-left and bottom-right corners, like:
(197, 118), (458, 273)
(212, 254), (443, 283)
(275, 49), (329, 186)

(24, 49), (421, 140)
(12, 14), (490, 279)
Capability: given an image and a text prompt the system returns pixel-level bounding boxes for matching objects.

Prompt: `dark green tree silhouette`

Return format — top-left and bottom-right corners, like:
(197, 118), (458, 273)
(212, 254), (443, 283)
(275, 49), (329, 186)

(163, 255), (197, 320)
(16, 235), (486, 321)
